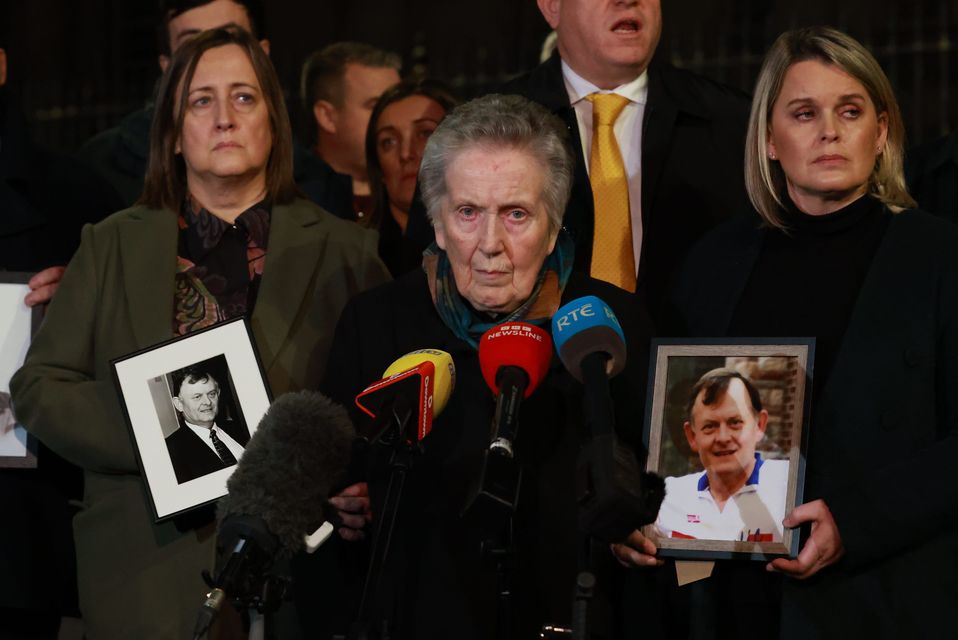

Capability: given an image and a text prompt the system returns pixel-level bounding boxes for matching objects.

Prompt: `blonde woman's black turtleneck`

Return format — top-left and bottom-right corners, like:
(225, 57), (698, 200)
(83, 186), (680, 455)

(729, 194), (891, 395)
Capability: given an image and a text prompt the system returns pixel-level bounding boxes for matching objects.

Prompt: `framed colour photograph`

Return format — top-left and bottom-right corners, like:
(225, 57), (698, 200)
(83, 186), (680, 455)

(112, 317), (271, 521)
(0, 273), (42, 469)
(642, 338), (814, 561)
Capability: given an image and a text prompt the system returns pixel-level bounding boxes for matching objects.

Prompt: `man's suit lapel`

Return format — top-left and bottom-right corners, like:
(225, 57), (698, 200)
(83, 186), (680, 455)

(564, 107), (596, 273)
(252, 200), (327, 374)
(178, 427), (226, 476)
(118, 208), (177, 349)
(640, 64), (678, 228)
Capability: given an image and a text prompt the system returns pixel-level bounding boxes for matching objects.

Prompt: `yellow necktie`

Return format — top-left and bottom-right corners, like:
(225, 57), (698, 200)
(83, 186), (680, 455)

(586, 93), (635, 292)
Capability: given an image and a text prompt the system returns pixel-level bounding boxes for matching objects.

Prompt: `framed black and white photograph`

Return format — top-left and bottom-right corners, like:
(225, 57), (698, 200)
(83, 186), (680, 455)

(112, 317), (271, 521)
(643, 339), (814, 560)
(0, 273), (42, 469)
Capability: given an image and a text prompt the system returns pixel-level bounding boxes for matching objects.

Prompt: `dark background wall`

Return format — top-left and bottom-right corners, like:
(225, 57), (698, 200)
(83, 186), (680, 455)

(3, 0), (956, 152)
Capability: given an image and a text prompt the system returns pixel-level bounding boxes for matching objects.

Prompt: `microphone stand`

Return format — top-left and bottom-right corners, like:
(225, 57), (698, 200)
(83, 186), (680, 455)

(468, 368), (528, 640)
(479, 517), (516, 640)
(349, 398), (422, 640)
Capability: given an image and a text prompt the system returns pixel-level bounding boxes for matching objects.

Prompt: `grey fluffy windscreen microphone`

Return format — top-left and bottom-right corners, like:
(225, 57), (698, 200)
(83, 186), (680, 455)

(193, 391), (355, 639)
(218, 390), (354, 554)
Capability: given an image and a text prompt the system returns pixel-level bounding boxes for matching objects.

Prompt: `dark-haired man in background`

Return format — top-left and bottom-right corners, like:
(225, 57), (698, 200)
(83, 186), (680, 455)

(299, 42), (401, 221)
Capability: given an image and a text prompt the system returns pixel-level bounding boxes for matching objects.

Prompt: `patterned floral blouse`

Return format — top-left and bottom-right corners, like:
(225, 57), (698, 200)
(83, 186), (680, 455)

(173, 198), (270, 336)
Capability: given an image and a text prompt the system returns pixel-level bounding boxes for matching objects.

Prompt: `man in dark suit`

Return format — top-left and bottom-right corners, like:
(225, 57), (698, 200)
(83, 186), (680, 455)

(165, 366), (250, 484)
(405, 0), (751, 326)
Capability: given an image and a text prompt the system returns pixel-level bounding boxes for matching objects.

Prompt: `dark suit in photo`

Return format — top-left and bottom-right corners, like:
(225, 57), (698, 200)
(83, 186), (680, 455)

(165, 418), (250, 484)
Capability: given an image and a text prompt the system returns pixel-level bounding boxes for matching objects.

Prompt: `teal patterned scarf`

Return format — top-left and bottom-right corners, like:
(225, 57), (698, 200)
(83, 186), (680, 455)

(423, 230), (575, 349)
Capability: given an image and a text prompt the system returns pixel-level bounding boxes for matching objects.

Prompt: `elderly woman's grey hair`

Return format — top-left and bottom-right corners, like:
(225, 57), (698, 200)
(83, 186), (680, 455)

(419, 94), (574, 233)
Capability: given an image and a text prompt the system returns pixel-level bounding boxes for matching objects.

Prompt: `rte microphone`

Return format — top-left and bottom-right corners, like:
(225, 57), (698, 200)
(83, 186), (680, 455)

(553, 296), (664, 543)
(192, 391), (355, 640)
(462, 322), (552, 524)
(354, 349), (455, 444)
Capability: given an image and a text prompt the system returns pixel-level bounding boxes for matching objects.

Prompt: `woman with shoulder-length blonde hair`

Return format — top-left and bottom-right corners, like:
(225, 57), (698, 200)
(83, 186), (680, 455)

(744, 26), (915, 227)
(620, 26), (958, 638)
(11, 27), (388, 639)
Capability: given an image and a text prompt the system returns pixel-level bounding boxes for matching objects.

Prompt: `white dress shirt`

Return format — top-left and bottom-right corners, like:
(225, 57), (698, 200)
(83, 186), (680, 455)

(184, 420), (246, 463)
(561, 61), (648, 274)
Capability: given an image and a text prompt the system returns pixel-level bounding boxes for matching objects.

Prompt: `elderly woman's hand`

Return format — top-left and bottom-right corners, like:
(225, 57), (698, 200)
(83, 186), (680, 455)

(329, 482), (373, 542)
(611, 527), (664, 568)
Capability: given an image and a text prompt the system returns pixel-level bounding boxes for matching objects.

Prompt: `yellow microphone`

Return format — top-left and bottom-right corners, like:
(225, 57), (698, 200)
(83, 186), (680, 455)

(381, 349), (456, 419)
(355, 349), (456, 443)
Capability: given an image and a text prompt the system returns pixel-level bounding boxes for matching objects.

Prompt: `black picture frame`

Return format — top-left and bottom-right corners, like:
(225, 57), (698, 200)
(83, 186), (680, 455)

(0, 273), (42, 469)
(642, 338), (815, 561)
(111, 317), (272, 522)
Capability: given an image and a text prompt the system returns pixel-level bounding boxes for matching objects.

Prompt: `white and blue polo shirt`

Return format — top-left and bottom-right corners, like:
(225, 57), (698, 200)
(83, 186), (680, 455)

(655, 453), (789, 542)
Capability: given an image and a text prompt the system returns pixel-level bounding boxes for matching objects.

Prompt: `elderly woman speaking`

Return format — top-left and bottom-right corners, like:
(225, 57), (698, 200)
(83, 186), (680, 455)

(312, 94), (652, 638)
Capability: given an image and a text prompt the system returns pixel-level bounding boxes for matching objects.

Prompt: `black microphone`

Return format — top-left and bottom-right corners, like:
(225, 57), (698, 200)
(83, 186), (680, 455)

(192, 390), (355, 639)
(552, 297), (664, 543)
(462, 323), (553, 524)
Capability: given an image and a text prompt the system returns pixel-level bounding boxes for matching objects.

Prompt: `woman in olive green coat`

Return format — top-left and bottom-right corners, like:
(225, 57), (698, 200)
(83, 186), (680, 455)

(11, 29), (388, 639)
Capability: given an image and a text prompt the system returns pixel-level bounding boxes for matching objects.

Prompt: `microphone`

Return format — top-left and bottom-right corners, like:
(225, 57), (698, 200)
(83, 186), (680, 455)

(351, 350), (455, 634)
(552, 296), (664, 543)
(463, 322), (552, 524)
(192, 391), (355, 639)
(354, 349), (455, 444)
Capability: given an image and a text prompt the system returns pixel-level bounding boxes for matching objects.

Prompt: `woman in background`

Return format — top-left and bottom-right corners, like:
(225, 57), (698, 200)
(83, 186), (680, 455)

(363, 77), (457, 274)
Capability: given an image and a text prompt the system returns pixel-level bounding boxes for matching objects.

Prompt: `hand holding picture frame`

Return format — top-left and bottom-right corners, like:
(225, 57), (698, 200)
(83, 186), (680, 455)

(112, 317), (271, 521)
(0, 273), (42, 469)
(643, 339), (814, 561)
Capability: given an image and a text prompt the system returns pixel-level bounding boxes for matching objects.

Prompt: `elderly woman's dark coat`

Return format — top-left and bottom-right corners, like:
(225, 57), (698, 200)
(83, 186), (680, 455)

(299, 268), (653, 639)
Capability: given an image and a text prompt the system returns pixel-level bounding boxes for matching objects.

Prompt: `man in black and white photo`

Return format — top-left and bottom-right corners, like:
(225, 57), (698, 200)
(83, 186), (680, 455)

(165, 365), (249, 484)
